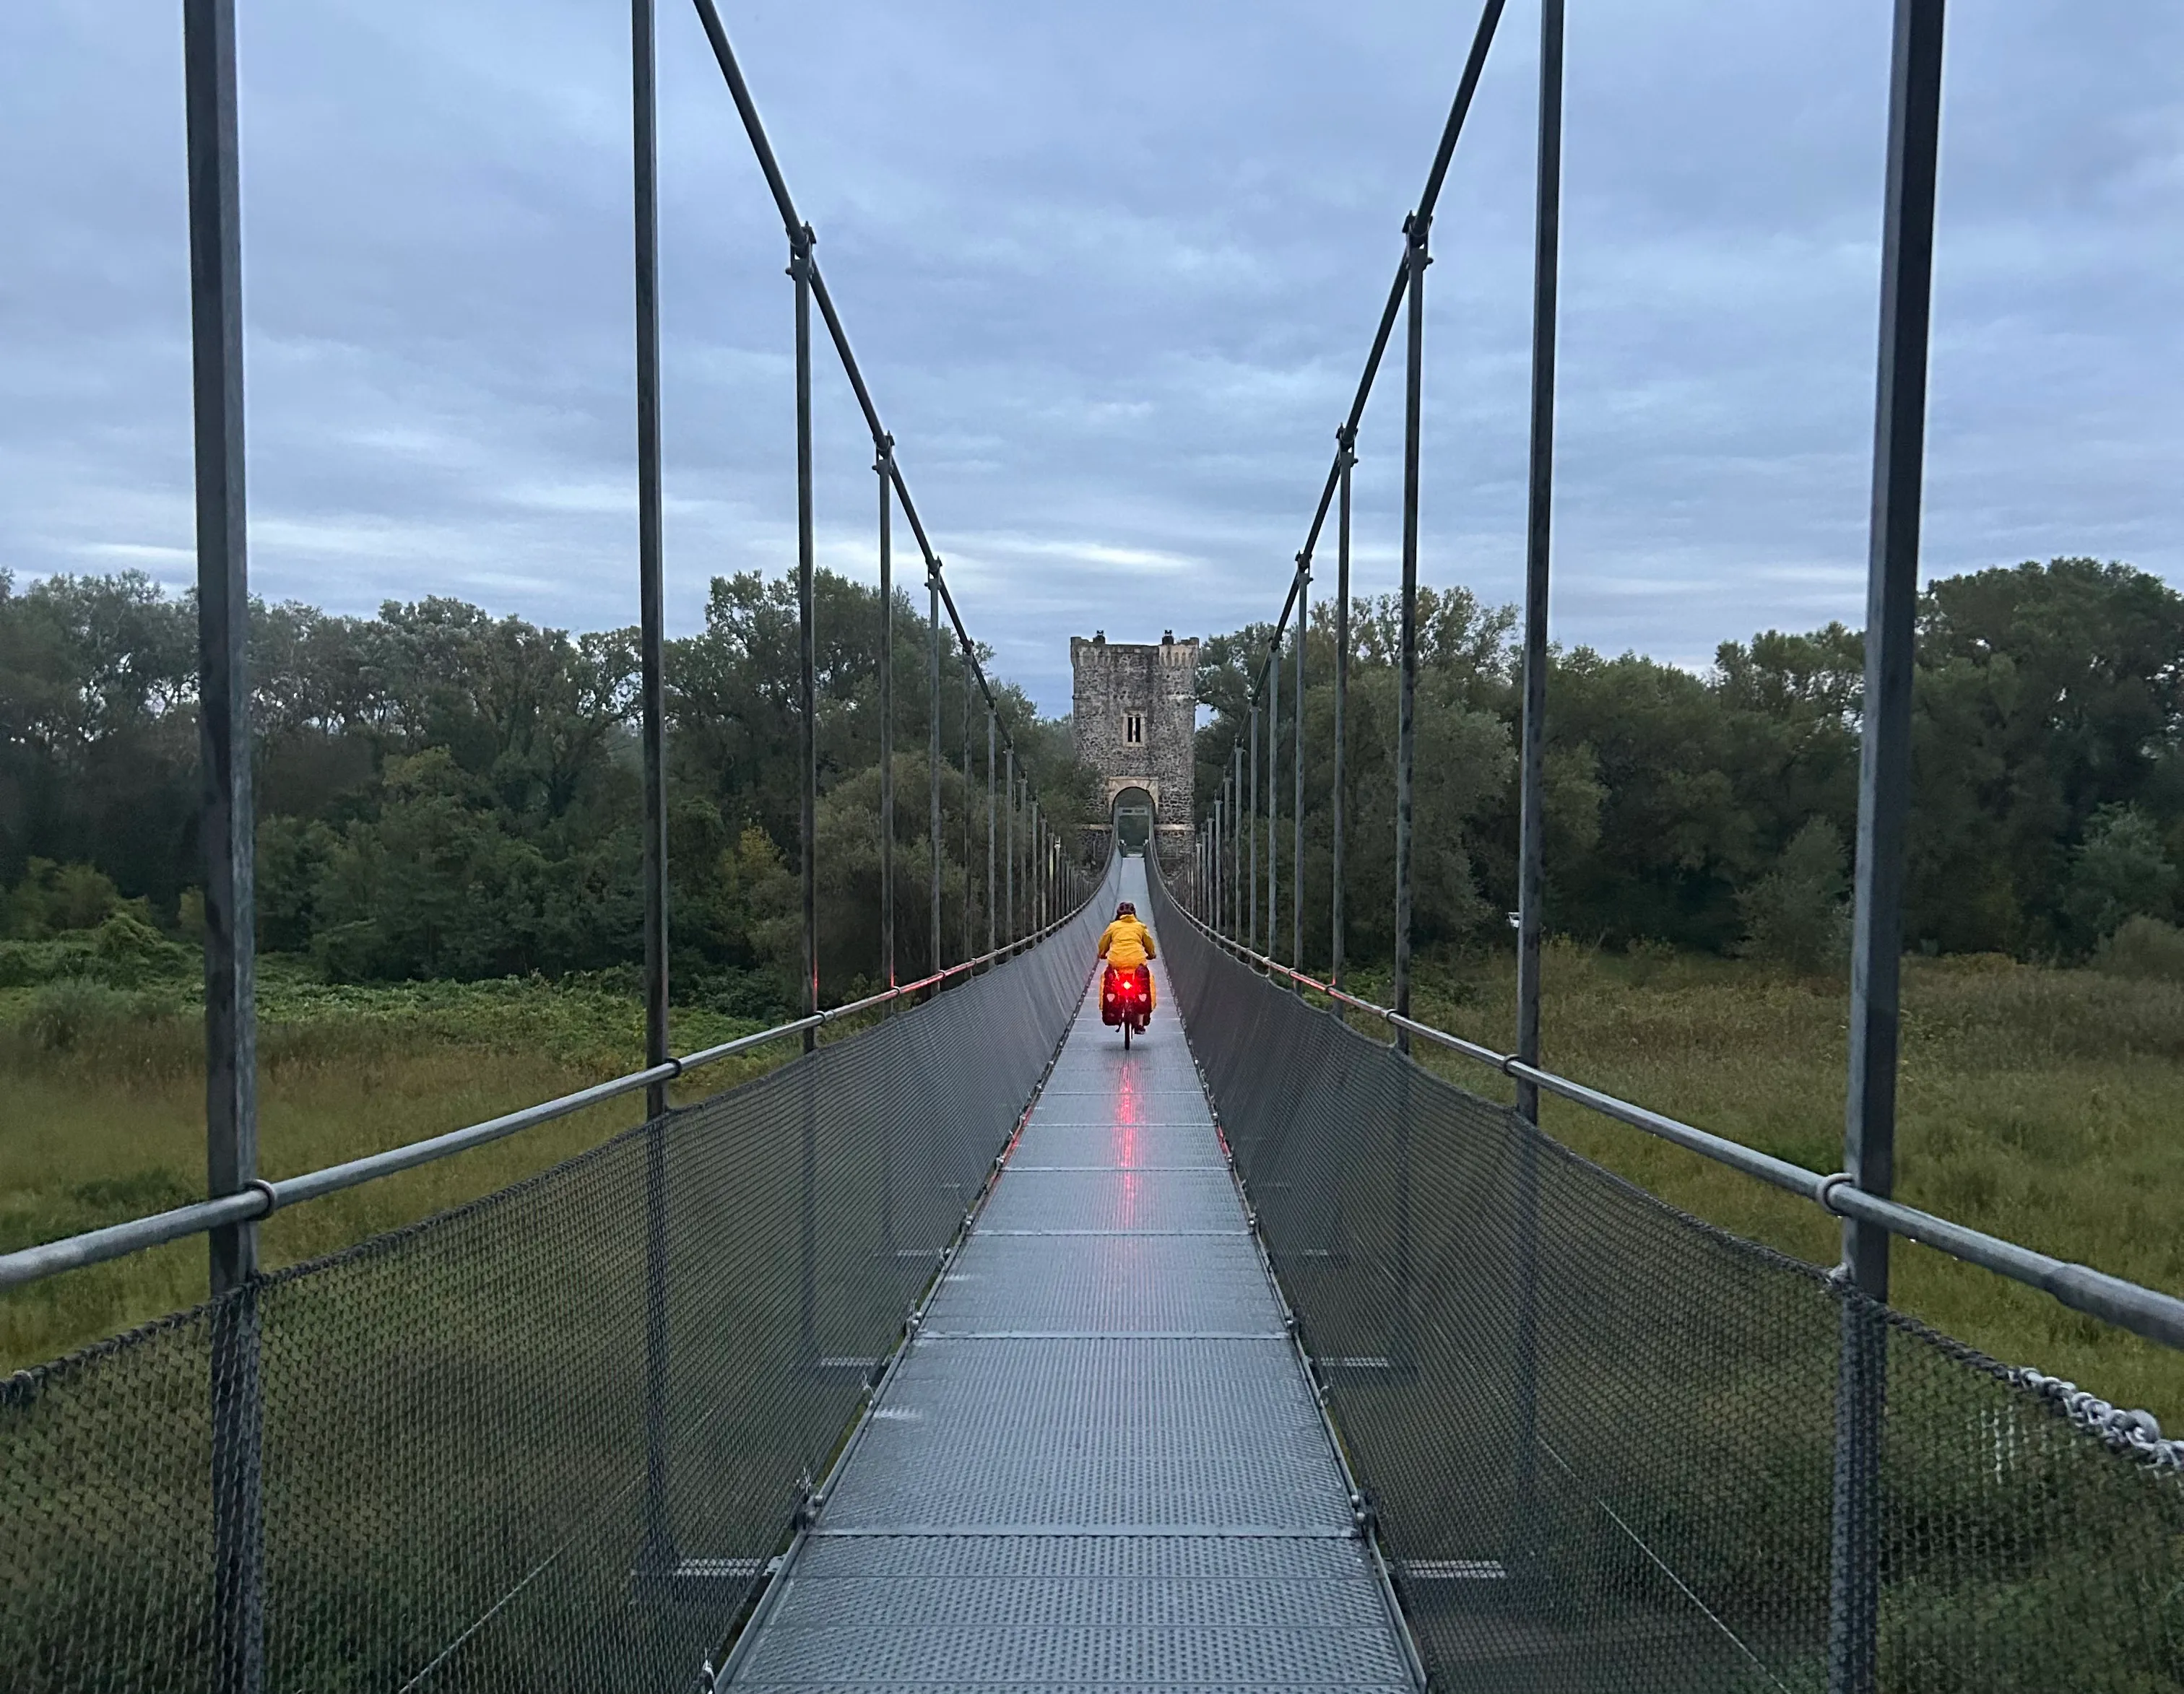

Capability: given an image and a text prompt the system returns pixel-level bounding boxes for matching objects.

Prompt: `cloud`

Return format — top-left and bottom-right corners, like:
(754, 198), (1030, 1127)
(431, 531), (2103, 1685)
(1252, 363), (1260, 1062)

(1, 1), (2179, 712)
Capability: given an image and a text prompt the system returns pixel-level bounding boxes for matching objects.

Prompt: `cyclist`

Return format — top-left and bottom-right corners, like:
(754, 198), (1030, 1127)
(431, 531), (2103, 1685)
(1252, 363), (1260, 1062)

(1096, 900), (1156, 1015)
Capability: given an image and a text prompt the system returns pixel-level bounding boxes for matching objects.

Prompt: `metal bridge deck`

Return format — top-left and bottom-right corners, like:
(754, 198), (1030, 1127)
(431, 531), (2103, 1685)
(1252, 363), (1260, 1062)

(727, 859), (1415, 1691)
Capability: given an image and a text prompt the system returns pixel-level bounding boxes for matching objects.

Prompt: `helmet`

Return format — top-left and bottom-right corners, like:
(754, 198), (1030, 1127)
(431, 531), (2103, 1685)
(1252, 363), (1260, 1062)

(1116, 900), (1136, 918)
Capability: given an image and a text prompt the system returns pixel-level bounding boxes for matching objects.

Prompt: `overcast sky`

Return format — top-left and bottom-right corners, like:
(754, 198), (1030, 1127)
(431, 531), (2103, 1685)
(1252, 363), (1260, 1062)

(4, 2), (2179, 712)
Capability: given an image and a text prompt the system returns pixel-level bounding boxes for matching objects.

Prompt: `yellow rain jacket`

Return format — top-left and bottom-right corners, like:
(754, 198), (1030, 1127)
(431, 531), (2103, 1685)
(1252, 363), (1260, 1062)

(1097, 915), (1157, 1010)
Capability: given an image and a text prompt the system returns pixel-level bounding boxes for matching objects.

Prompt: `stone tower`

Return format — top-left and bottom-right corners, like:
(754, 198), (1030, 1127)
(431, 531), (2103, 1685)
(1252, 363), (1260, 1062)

(1070, 629), (1198, 866)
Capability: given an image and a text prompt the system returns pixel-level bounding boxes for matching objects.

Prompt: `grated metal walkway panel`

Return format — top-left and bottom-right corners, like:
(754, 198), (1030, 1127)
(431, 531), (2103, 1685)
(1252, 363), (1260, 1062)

(726, 858), (1416, 1691)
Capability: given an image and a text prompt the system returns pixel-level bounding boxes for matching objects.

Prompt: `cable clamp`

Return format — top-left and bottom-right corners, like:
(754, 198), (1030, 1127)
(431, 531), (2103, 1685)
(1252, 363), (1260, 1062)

(1817, 1172), (1857, 1215)
(246, 1178), (280, 1218)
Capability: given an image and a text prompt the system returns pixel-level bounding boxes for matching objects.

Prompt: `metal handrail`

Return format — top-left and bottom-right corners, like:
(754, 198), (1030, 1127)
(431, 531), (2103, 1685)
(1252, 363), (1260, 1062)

(1159, 884), (2184, 1354)
(0, 900), (1096, 1295)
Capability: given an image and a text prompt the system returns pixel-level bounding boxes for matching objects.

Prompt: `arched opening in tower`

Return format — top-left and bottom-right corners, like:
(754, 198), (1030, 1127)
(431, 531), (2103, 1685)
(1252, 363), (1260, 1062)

(1111, 786), (1156, 854)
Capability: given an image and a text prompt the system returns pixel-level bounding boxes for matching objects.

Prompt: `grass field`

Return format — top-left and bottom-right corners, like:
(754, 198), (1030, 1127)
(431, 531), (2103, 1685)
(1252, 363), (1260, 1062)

(1345, 942), (2184, 1427)
(0, 960), (792, 1374)
(8, 938), (2183, 1428)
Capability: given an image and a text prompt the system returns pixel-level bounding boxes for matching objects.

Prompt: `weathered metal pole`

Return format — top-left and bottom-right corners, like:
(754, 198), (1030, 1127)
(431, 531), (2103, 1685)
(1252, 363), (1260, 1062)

(1509, 0), (1565, 1596)
(1332, 427), (1353, 991)
(1393, 217), (1429, 1050)
(1515, 0), (1563, 1125)
(1005, 752), (1016, 943)
(929, 563), (943, 972)
(1247, 705), (1260, 953)
(793, 222), (818, 1048)
(1832, 4), (1946, 1691)
(629, 0), (675, 1578)
(987, 709), (997, 960)
(1293, 558), (1307, 979)
(184, 3), (261, 1684)
(1216, 780), (1226, 931)
(1268, 635), (1280, 963)
(878, 438), (895, 989)
(633, 0), (671, 1115)
(790, 218), (822, 1397)
(1210, 796), (1221, 931)
(960, 656), (973, 964)
(1230, 751), (1243, 937)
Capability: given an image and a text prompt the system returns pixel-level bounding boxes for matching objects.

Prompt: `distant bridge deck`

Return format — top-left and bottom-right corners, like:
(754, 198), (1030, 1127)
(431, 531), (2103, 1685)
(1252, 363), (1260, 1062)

(724, 858), (1418, 1691)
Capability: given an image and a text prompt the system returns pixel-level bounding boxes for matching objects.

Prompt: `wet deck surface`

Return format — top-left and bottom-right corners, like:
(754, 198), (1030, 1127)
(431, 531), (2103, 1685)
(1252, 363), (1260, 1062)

(727, 859), (1414, 1692)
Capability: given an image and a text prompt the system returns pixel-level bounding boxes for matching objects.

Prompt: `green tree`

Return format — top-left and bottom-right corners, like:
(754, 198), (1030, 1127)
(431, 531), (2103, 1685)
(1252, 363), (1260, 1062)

(1736, 818), (1850, 971)
(2063, 804), (2177, 950)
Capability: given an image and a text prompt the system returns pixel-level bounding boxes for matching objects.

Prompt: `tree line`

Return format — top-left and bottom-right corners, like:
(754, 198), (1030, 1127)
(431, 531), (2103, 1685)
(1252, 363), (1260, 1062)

(0, 568), (1098, 1015)
(1195, 557), (2184, 970)
(9, 555), (2180, 1001)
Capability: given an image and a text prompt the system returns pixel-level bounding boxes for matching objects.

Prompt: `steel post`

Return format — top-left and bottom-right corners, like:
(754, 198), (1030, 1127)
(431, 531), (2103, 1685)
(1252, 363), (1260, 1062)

(1268, 635), (1280, 965)
(1509, 0), (1564, 1594)
(630, 0), (675, 1578)
(1832, 4), (1945, 1690)
(1215, 787), (1224, 932)
(929, 564), (943, 973)
(876, 443), (898, 1257)
(960, 655), (973, 965)
(1332, 430), (1353, 990)
(1247, 706), (1259, 954)
(987, 710), (997, 960)
(1515, 0), (1562, 1124)
(1005, 752), (1015, 943)
(1210, 797), (1221, 933)
(633, 0), (672, 1116)
(1842, 0), (1944, 1319)
(1230, 751), (1243, 937)
(1293, 558), (1307, 979)
(1393, 215), (1429, 1049)
(878, 439), (895, 990)
(185, 3), (261, 1684)
(792, 224), (818, 1046)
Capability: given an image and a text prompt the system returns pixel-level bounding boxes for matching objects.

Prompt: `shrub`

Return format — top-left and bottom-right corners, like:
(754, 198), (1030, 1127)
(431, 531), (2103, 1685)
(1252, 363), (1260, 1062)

(22, 977), (159, 1051)
(1, 859), (129, 938)
(89, 911), (187, 986)
(1737, 818), (1850, 972)
(2091, 913), (2184, 983)
(2063, 804), (2177, 948)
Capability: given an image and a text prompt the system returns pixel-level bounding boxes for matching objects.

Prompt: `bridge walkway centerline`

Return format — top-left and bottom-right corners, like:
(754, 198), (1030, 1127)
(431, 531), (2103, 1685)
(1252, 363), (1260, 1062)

(724, 856), (1418, 1691)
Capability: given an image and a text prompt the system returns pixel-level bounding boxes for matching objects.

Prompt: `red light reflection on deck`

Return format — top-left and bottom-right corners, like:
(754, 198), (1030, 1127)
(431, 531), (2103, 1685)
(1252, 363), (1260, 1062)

(1114, 1058), (1142, 1223)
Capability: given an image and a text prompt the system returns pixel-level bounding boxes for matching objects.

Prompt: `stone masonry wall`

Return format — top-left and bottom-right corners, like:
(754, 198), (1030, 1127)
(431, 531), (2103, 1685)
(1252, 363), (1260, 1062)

(1070, 632), (1198, 838)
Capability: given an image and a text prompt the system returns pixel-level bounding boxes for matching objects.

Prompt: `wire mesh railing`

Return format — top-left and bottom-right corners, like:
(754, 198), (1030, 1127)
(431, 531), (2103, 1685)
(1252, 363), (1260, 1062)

(1170, 3), (2184, 1685)
(3, 7), (1105, 1687)
(1149, 864), (2184, 1694)
(2, 862), (1116, 1694)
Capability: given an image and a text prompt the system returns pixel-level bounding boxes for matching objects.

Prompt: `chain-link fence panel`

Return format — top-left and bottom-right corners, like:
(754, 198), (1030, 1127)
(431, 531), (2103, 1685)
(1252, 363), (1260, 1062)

(1, 864), (1114, 1694)
(1150, 870), (2184, 1694)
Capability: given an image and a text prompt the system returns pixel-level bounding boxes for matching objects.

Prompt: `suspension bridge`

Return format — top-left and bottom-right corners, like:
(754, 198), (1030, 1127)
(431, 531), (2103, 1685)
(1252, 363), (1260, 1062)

(6, 2), (2183, 1692)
